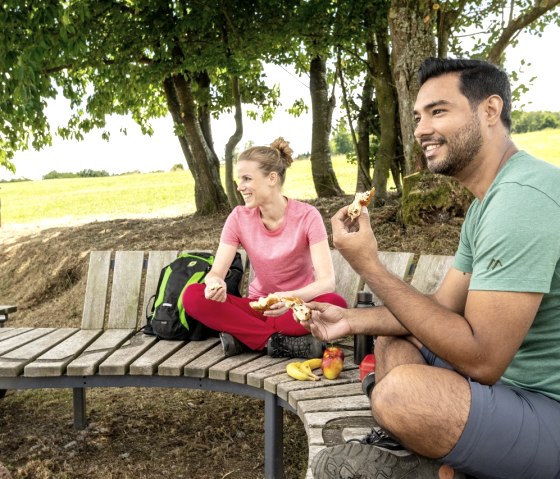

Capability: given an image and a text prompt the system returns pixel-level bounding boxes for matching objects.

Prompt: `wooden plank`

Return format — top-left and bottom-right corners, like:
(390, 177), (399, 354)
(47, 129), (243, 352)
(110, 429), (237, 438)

(66, 329), (133, 376)
(287, 382), (363, 409)
(0, 328), (32, 341)
(228, 355), (289, 384)
(331, 250), (362, 308)
(304, 409), (373, 430)
(411, 255), (455, 295)
(129, 340), (186, 375)
(364, 252), (415, 304)
(278, 374), (359, 405)
(263, 371), (300, 394)
(0, 328), (56, 355)
(246, 358), (294, 388)
(107, 251), (145, 329)
(158, 338), (220, 376)
(24, 329), (102, 377)
(98, 333), (159, 375)
(0, 328), (78, 377)
(183, 344), (227, 378)
(208, 351), (264, 381)
(81, 251), (112, 330)
(298, 394), (370, 416)
(140, 251), (179, 327)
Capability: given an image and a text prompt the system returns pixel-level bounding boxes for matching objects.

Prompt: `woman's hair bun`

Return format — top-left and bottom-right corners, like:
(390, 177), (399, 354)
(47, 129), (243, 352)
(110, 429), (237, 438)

(270, 137), (294, 167)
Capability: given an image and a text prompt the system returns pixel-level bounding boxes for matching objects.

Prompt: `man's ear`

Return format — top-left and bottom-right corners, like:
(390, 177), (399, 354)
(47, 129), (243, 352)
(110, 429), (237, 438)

(484, 95), (503, 126)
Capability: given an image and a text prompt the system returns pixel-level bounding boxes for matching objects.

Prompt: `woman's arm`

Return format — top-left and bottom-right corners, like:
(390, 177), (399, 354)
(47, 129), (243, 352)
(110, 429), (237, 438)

(204, 242), (239, 302)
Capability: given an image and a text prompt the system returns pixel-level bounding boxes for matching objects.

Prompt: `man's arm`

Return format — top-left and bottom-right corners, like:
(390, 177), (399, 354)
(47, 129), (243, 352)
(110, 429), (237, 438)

(331, 205), (541, 384)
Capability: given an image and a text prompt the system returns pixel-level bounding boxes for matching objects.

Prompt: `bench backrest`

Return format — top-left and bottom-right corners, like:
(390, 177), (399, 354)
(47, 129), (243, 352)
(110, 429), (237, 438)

(80, 250), (455, 331)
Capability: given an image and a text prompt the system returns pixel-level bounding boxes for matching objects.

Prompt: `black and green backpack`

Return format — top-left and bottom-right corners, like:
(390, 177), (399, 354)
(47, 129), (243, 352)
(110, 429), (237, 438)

(144, 251), (244, 341)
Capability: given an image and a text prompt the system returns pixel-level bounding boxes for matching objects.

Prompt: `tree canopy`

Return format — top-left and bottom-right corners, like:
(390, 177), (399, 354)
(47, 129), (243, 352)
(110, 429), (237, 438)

(2, 0), (559, 213)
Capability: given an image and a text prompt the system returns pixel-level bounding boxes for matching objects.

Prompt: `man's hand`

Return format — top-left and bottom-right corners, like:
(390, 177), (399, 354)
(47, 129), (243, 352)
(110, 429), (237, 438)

(302, 301), (352, 342)
(331, 205), (378, 272)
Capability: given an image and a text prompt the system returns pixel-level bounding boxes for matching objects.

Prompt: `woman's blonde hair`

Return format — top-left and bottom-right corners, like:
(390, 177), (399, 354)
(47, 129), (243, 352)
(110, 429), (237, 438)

(238, 137), (294, 185)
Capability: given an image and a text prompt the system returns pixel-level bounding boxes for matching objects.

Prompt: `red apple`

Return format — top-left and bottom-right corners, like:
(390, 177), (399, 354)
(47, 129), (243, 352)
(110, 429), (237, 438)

(322, 346), (344, 379)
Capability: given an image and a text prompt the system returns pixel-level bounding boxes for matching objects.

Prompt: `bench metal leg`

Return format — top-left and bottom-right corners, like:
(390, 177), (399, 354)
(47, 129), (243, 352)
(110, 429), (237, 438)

(264, 391), (283, 479)
(73, 387), (87, 429)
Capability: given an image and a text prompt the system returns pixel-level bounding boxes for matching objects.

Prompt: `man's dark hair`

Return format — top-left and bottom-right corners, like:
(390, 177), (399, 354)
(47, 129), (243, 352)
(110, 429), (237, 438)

(418, 57), (512, 131)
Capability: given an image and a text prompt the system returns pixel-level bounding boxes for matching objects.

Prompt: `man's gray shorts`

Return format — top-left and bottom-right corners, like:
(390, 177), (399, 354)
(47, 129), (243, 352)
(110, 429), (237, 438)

(420, 347), (560, 479)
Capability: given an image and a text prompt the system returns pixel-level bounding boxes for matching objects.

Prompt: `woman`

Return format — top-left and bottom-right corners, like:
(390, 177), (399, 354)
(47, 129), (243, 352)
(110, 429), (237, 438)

(183, 137), (346, 358)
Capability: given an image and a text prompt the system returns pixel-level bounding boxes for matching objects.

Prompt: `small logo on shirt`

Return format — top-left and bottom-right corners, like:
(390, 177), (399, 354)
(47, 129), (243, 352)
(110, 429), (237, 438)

(487, 258), (503, 270)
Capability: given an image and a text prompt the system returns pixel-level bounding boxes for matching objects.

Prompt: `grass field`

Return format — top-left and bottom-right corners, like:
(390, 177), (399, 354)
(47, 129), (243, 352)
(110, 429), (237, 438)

(1, 129), (559, 226)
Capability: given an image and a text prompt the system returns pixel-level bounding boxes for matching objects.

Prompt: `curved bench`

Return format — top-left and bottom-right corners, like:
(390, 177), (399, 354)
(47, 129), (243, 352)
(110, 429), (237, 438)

(0, 250), (454, 479)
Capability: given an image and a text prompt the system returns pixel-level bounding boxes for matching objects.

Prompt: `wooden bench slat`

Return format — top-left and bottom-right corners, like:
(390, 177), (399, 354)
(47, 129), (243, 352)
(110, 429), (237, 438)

(298, 394), (370, 416)
(228, 355), (289, 384)
(278, 375), (358, 405)
(106, 251), (145, 329)
(411, 254), (455, 294)
(0, 327), (32, 342)
(129, 339), (186, 375)
(98, 333), (159, 375)
(332, 249), (362, 307)
(0, 328), (56, 355)
(158, 338), (220, 376)
(0, 328), (78, 377)
(81, 251), (112, 329)
(286, 382), (363, 408)
(24, 329), (102, 377)
(66, 329), (133, 376)
(183, 344), (227, 378)
(208, 351), (264, 381)
(246, 358), (294, 388)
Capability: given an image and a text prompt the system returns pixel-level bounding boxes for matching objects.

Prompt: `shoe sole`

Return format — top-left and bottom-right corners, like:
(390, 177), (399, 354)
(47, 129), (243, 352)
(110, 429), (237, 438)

(312, 443), (461, 479)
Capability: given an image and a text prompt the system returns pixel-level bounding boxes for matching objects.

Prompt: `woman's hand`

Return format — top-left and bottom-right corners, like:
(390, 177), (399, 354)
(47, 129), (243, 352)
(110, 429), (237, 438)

(301, 301), (352, 342)
(204, 279), (227, 302)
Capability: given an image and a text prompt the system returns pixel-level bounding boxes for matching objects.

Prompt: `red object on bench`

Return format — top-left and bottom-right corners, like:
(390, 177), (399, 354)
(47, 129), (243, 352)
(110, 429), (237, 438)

(359, 353), (375, 381)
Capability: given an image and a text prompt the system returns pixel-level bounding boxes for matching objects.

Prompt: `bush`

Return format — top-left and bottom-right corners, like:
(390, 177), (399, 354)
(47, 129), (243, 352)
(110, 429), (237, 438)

(512, 111), (560, 134)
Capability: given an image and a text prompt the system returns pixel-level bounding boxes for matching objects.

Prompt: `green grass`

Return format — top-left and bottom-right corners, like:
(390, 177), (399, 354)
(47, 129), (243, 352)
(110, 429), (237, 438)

(512, 128), (560, 167)
(0, 155), (358, 225)
(1, 129), (559, 225)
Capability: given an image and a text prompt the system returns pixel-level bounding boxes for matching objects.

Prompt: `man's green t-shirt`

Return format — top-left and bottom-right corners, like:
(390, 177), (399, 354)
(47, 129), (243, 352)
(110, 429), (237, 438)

(454, 151), (560, 401)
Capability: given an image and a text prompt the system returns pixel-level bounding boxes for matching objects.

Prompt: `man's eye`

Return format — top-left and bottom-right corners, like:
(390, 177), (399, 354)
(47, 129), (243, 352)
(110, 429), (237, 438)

(414, 116), (421, 124)
(433, 109), (444, 116)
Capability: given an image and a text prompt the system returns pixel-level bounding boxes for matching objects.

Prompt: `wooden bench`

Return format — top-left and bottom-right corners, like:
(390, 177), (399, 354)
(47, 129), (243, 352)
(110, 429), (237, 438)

(0, 250), (454, 479)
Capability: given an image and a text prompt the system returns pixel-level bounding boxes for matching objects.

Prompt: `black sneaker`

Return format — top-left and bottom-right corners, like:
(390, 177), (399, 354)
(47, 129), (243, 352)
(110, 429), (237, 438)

(266, 333), (324, 358)
(312, 442), (465, 479)
(347, 428), (404, 451)
(361, 371), (376, 399)
(219, 332), (248, 357)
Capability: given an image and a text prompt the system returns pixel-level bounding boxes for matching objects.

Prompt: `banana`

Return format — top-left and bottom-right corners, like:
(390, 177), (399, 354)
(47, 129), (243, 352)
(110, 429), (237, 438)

(302, 358), (322, 371)
(286, 359), (322, 381)
(286, 362), (312, 381)
(299, 362), (320, 381)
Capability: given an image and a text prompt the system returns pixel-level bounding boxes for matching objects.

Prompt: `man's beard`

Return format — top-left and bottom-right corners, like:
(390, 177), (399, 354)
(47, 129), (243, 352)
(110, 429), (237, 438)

(427, 114), (483, 176)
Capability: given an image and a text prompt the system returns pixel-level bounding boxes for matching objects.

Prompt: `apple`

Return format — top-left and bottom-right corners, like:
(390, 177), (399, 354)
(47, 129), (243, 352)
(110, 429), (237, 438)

(321, 346), (344, 380)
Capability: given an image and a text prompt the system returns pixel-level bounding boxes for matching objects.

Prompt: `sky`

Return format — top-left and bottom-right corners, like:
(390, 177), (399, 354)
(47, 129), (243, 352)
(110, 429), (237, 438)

(2, 23), (560, 181)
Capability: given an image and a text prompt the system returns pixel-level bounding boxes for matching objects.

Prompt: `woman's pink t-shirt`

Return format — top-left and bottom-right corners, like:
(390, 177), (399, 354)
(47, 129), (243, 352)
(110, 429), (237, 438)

(220, 199), (327, 299)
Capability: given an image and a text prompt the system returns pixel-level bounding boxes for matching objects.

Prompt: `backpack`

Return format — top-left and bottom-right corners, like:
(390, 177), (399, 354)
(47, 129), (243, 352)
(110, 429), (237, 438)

(143, 251), (244, 341)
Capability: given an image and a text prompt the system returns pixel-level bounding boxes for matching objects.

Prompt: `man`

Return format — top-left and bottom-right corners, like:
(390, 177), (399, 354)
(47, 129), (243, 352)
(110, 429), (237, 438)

(304, 58), (560, 479)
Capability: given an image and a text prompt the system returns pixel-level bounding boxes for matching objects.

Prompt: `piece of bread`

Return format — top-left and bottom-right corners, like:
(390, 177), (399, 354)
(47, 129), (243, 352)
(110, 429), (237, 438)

(249, 293), (282, 312)
(347, 187), (376, 220)
(250, 294), (312, 321)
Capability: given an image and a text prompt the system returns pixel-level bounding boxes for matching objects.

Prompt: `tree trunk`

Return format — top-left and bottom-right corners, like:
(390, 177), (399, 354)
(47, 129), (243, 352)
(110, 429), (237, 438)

(309, 55), (344, 197)
(163, 78), (195, 168)
(369, 31), (397, 206)
(171, 73), (229, 215)
(389, 0), (436, 176)
(355, 73), (374, 193)
(195, 71), (220, 168)
(224, 75), (244, 207)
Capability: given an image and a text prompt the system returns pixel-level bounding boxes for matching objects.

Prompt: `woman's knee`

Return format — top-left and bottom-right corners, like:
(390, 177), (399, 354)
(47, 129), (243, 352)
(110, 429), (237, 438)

(182, 283), (206, 314)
